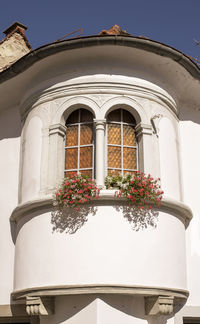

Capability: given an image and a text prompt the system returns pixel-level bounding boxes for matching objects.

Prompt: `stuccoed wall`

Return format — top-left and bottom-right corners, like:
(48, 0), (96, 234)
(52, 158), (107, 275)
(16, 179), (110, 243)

(179, 119), (200, 306)
(0, 105), (21, 303)
(14, 206), (187, 291)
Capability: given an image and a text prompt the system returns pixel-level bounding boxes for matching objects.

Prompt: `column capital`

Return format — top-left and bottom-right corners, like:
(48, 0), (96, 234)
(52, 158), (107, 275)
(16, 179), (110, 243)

(49, 123), (66, 137)
(135, 122), (152, 138)
(94, 118), (106, 124)
(93, 119), (106, 125)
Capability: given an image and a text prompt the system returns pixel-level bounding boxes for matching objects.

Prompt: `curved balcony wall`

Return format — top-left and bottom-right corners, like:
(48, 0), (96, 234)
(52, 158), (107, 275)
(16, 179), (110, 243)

(12, 193), (191, 300)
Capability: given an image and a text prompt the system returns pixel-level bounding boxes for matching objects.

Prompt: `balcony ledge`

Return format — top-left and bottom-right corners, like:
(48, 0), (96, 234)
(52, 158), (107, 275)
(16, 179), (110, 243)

(10, 190), (192, 227)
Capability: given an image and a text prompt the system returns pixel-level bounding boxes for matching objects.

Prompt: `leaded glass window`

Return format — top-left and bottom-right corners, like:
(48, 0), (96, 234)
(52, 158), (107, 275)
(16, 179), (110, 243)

(65, 109), (94, 178)
(106, 109), (137, 176)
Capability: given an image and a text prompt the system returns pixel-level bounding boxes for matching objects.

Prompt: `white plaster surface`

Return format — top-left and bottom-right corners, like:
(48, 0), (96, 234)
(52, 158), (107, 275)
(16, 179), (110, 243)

(20, 116), (42, 203)
(159, 118), (180, 200)
(179, 121), (200, 306)
(14, 206), (186, 291)
(0, 106), (21, 303)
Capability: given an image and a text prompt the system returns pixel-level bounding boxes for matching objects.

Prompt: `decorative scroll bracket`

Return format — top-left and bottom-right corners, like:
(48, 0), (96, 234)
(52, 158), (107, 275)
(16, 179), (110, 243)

(150, 114), (163, 137)
(145, 296), (174, 316)
(26, 296), (54, 316)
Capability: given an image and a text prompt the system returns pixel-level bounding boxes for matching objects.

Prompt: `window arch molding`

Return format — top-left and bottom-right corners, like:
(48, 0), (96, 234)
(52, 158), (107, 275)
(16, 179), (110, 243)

(51, 96), (98, 126)
(100, 96), (148, 125)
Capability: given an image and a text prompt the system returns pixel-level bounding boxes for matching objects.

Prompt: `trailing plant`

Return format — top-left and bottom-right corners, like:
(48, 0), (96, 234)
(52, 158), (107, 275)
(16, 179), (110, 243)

(53, 173), (100, 211)
(105, 171), (163, 210)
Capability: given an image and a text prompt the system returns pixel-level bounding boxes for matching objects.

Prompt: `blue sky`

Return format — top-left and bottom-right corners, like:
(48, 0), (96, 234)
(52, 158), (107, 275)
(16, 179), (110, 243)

(0, 0), (200, 60)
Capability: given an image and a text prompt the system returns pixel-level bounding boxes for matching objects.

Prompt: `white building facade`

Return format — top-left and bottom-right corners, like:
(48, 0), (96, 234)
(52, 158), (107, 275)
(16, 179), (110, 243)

(0, 23), (200, 324)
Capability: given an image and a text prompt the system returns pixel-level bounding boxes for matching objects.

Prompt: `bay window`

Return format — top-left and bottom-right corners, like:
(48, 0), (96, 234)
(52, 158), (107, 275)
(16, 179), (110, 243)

(65, 107), (138, 183)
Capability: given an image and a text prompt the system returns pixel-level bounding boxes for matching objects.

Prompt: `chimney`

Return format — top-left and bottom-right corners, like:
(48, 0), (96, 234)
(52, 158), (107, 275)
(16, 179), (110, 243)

(0, 21), (31, 72)
(3, 22), (28, 38)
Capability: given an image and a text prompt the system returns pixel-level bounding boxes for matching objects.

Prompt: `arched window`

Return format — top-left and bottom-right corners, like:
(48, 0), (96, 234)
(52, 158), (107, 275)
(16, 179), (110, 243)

(106, 109), (137, 176)
(65, 108), (94, 178)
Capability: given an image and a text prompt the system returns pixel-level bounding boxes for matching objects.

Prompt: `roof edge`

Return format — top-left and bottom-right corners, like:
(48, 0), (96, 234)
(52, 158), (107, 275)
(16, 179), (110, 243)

(0, 35), (199, 84)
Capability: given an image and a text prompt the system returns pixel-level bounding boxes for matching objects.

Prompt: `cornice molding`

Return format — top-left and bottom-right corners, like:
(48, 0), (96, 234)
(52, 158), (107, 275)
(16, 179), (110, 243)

(20, 82), (177, 120)
(12, 284), (188, 303)
(11, 285), (188, 317)
(0, 35), (199, 85)
(10, 191), (192, 227)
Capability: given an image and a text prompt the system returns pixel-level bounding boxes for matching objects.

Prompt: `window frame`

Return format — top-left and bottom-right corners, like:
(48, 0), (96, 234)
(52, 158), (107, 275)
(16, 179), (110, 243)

(64, 108), (95, 178)
(105, 108), (138, 177)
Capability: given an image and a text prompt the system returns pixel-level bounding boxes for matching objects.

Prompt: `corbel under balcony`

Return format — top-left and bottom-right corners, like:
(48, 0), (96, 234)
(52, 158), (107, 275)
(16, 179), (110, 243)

(26, 296), (54, 316)
(145, 296), (174, 316)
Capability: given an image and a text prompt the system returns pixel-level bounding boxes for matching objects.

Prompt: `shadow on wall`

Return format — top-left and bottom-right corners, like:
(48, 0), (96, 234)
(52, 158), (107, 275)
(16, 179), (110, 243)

(179, 106), (200, 124)
(41, 294), (153, 324)
(51, 206), (97, 234)
(101, 295), (147, 319)
(0, 105), (21, 140)
(51, 205), (158, 234)
(114, 205), (158, 231)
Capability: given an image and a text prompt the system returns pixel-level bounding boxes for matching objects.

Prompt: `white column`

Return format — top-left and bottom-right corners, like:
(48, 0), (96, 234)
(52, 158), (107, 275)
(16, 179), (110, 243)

(94, 119), (106, 187)
(48, 124), (66, 190)
(135, 122), (154, 175)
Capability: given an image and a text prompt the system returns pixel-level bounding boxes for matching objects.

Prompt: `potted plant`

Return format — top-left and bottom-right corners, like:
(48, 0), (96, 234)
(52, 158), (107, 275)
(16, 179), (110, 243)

(105, 171), (163, 210)
(53, 173), (100, 211)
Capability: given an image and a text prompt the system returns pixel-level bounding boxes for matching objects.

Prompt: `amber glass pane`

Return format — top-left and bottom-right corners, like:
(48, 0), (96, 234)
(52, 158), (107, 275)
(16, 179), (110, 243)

(65, 148), (78, 170)
(123, 148), (137, 169)
(66, 110), (79, 124)
(123, 125), (136, 146)
(80, 147), (93, 168)
(108, 124), (121, 145)
(80, 170), (92, 177)
(80, 109), (93, 122)
(108, 146), (121, 168)
(65, 171), (78, 177)
(124, 170), (136, 176)
(66, 126), (78, 146)
(108, 169), (121, 176)
(80, 124), (93, 145)
(123, 110), (136, 124)
(107, 109), (121, 122)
